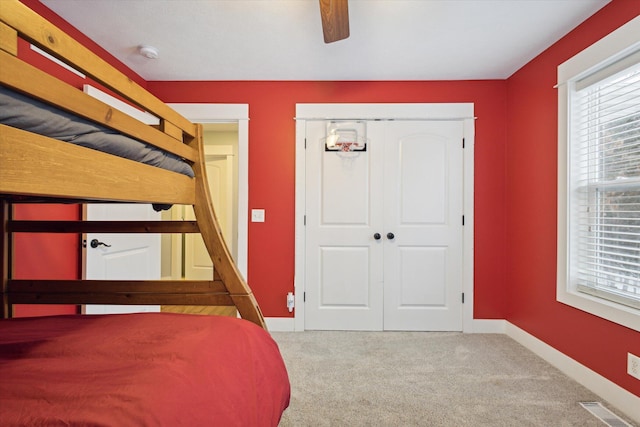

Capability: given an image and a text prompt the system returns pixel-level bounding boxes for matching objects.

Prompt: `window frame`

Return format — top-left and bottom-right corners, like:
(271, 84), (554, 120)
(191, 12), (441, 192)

(557, 16), (640, 332)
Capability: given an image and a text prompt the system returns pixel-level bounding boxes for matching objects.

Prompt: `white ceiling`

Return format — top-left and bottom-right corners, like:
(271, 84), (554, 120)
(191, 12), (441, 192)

(40, 0), (610, 81)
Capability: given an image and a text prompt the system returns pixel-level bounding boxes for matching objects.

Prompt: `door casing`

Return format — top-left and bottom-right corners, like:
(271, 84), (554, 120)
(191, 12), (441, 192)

(295, 103), (475, 332)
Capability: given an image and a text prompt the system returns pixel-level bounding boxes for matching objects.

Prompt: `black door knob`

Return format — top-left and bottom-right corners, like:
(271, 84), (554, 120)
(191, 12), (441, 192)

(387, 232), (395, 240)
(90, 239), (112, 248)
(373, 233), (381, 240)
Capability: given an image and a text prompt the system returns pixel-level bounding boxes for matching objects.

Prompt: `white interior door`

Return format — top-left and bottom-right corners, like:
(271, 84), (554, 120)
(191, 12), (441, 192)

(305, 120), (464, 331)
(304, 120), (384, 330)
(184, 152), (235, 279)
(383, 121), (463, 331)
(84, 204), (160, 314)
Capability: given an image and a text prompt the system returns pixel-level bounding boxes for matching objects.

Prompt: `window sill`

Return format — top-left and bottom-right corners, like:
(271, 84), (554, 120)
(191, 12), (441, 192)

(557, 285), (640, 332)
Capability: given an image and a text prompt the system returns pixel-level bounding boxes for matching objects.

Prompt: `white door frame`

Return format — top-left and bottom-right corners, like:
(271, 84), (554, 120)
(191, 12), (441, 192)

(295, 103), (475, 332)
(169, 103), (249, 279)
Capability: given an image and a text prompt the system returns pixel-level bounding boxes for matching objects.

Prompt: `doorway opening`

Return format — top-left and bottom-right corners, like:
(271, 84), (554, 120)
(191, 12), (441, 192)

(161, 123), (240, 316)
(161, 104), (249, 316)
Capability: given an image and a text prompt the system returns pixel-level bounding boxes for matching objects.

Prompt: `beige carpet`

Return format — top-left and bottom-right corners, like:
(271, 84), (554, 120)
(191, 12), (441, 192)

(272, 331), (635, 426)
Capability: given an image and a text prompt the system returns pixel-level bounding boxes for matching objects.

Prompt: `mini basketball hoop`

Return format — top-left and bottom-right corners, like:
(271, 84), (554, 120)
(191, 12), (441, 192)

(336, 142), (355, 152)
(324, 136), (367, 152)
(323, 121), (368, 162)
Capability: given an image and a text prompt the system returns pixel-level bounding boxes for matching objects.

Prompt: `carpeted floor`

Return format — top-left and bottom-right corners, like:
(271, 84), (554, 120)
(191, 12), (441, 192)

(272, 331), (635, 426)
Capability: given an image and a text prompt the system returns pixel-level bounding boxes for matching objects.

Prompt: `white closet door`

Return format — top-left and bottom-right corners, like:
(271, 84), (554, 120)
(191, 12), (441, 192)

(382, 121), (464, 331)
(304, 120), (385, 330)
(304, 119), (465, 331)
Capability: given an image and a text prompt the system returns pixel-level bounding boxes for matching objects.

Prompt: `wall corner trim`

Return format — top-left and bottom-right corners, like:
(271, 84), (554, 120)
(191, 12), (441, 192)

(505, 322), (640, 424)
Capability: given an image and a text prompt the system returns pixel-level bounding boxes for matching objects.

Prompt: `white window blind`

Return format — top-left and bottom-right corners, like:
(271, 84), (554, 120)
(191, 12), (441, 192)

(570, 59), (640, 309)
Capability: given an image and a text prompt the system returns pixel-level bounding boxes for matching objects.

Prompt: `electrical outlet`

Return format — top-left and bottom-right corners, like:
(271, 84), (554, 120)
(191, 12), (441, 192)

(628, 353), (640, 380)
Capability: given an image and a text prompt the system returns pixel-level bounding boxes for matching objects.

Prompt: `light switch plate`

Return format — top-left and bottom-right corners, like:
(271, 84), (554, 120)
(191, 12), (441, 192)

(629, 353), (640, 380)
(251, 209), (265, 223)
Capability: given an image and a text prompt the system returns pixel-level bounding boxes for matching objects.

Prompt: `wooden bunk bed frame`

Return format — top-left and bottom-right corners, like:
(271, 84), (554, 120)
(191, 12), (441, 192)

(0, 0), (266, 329)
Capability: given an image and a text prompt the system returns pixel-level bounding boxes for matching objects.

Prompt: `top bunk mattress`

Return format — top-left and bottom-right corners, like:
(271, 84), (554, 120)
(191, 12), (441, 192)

(0, 85), (194, 178)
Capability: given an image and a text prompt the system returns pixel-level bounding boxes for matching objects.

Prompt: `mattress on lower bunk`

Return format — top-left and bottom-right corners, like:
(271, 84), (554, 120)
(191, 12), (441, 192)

(0, 312), (291, 426)
(0, 86), (194, 178)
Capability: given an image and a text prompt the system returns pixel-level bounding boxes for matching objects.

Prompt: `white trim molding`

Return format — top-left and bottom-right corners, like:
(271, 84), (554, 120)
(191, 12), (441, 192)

(294, 103), (475, 332)
(506, 322), (640, 424)
(556, 16), (640, 332)
(468, 319), (506, 334)
(266, 317), (296, 332)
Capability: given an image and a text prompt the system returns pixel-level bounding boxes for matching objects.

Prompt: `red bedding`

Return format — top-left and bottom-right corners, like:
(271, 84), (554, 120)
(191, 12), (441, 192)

(0, 312), (290, 426)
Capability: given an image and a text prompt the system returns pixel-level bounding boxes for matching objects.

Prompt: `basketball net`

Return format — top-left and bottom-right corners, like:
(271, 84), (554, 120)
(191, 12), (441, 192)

(337, 142), (355, 152)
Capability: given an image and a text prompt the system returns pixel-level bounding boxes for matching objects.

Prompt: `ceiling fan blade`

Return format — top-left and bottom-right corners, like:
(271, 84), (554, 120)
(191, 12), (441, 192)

(319, 0), (349, 43)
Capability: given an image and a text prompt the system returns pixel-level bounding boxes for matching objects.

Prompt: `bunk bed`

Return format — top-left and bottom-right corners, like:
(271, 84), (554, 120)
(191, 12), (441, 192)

(0, 1), (290, 425)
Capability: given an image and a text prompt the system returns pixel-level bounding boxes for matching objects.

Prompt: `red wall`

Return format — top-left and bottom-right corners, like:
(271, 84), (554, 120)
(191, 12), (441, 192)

(505, 0), (640, 396)
(12, 205), (79, 317)
(148, 80), (508, 318)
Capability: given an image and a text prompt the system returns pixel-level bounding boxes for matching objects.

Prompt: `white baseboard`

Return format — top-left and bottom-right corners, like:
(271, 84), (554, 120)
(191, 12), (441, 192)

(505, 322), (640, 424)
(466, 319), (506, 333)
(266, 317), (296, 332)
(271, 318), (507, 333)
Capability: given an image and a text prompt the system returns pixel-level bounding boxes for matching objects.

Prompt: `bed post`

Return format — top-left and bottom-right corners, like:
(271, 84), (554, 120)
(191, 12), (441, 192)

(190, 125), (267, 329)
(1, 199), (10, 318)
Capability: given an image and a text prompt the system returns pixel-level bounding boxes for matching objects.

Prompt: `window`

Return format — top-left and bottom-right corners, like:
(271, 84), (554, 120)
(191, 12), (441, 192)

(557, 16), (640, 332)
(572, 59), (640, 309)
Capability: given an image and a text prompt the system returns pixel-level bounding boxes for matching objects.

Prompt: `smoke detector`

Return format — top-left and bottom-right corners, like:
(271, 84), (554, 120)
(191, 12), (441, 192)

(138, 45), (159, 59)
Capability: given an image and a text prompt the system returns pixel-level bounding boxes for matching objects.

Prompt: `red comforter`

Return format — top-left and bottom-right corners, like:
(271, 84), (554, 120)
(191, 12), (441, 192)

(0, 313), (290, 426)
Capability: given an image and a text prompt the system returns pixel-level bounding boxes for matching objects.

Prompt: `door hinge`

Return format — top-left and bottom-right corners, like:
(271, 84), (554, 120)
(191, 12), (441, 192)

(304, 138), (307, 149)
(303, 292), (306, 302)
(462, 138), (465, 149)
(462, 292), (465, 304)
(462, 215), (465, 226)
(304, 215), (306, 226)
